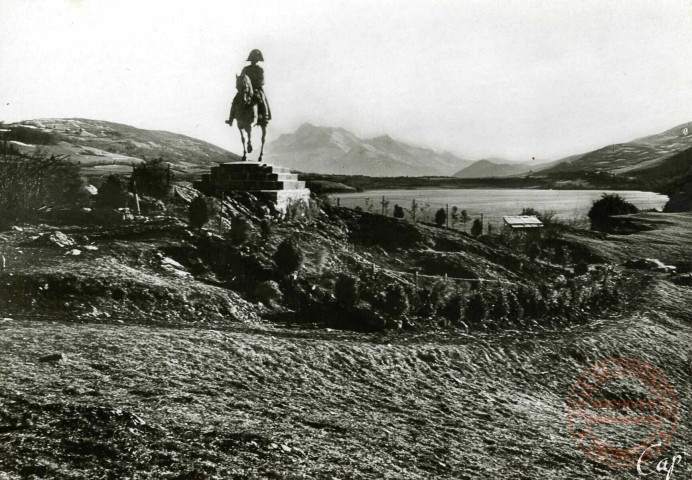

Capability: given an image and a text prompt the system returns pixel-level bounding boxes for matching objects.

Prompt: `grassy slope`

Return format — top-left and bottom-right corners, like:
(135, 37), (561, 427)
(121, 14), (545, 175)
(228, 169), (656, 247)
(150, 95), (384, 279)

(0, 208), (690, 479)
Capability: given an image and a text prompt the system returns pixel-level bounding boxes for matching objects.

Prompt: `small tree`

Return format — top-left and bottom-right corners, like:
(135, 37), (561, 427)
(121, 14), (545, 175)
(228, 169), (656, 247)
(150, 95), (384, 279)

(380, 197), (390, 216)
(450, 206), (459, 228)
(435, 208), (446, 227)
(460, 209), (469, 227)
(470, 218), (483, 237)
(574, 261), (589, 276)
(393, 204), (405, 218)
(465, 290), (488, 324)
(588, 193), (638, 230)
(275, 237), (303, 276)
(527, 242), (541, 260)
(382, 283), (409, 318)
(188, 196), (209, 229)
(96, 174), (128, 208)
(230, 216), (252, 245)
(335, 274), (360, 306)
(408, 199), (419, 221)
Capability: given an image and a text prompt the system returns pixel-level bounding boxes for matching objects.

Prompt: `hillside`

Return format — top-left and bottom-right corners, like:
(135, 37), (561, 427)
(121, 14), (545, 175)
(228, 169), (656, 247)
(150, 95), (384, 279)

(453, 159), (533, 178)
(544, 121), (692, 175)
(266, 123), (474, 176)
(0, 187), (690, 478)
(6, 118), (241, 176)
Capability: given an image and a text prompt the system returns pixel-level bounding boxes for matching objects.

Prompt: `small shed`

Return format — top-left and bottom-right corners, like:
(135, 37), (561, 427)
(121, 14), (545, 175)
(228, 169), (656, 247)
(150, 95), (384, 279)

(503, 215), (544, 242)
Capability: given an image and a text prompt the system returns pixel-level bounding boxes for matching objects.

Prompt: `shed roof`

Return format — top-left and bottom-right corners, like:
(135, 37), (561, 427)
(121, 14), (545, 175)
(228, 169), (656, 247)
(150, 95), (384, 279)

(503, 215), (544, 229)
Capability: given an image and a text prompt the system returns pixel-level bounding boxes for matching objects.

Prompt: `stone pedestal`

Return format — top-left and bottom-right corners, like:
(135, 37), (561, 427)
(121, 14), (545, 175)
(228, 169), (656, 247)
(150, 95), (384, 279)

(194, 162), (310, 211)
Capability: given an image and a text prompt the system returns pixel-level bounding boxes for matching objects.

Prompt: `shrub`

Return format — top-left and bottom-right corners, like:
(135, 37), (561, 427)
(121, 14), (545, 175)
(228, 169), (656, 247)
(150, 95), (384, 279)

(554, 244), (569, 265)
(588, 193), (638, 230)
(435, 208), (446, 227)
(440, 293), (465, 323)
(96, 174), (129, 208)
(259, 218), (272, 239)
(335, 274), (360, 306)
(0, 150), (86, 227)
(188, 196), (209, 229)
(527, 242), (541, 260)
(131, 158), (172, 198)
(230, 216), (252, 245)
(275, 237), (303, 276)
(470, 218), (483, 237)
(393, 204), (405, 218)
(408, 199), (419, 221)
(492, 289), (510, 324)
(381, 283), (409, 318)
(507, 290), (523, 324)
(574, 261), (589, 276)
(465, 290), (488, 324)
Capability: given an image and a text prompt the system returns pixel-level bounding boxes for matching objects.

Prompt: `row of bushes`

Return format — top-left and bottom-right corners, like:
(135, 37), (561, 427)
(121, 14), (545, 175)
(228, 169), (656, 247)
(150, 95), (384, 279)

(321, 266), (634, 331)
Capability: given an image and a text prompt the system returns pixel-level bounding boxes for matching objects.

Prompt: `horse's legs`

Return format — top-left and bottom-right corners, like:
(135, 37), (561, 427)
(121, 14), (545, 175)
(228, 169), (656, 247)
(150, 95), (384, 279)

(247, 127), (253, 154)
(238, 126), (247, 161)
(258, 125), (266, 162)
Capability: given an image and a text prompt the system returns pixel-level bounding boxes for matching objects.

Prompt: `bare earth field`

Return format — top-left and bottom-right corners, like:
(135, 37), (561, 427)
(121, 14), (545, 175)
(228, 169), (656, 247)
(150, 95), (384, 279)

(0, 211), (690, 479)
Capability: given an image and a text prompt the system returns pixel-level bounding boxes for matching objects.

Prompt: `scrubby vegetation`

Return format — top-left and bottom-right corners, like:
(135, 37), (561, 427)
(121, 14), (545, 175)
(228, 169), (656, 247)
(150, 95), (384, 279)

(188, 196), (209, 229)
(0, 149), (86, 228)
(588, 193), (638, 230)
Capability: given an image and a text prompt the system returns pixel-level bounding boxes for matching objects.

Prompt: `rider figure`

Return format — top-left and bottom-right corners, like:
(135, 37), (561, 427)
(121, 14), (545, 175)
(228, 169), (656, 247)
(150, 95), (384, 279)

(241, 49), (271, 126)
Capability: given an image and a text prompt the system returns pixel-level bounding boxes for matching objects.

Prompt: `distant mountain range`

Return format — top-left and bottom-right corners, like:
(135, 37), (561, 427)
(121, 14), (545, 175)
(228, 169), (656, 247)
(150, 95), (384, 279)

(265, 123), (474, 176)
(7, 118), (691, 187)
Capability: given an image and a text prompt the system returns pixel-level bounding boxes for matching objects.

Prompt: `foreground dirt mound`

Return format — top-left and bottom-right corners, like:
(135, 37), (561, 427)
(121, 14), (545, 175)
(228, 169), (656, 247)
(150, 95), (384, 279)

(0, 305), (688, 479)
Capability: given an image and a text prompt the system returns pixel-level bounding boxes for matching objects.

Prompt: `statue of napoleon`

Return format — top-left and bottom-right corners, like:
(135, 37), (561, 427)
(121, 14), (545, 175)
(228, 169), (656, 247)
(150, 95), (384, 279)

(226, 49), (272, 161)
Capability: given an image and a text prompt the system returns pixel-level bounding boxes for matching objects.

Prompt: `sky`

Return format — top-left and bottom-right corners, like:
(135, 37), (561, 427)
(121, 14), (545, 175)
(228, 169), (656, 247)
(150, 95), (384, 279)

(1, 0), (691, 162)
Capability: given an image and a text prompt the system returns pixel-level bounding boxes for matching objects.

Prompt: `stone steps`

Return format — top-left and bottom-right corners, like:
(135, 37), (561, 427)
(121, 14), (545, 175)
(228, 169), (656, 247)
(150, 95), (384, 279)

(194, 161), (309, 211)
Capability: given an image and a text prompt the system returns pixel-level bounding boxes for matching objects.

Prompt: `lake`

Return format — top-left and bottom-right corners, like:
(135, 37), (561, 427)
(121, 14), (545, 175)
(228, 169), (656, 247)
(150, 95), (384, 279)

(334, 189), (669, 227)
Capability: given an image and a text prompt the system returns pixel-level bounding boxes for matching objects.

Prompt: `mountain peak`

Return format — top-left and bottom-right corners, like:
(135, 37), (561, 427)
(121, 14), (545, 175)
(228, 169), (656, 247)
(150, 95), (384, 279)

(268, 123), (473, 176)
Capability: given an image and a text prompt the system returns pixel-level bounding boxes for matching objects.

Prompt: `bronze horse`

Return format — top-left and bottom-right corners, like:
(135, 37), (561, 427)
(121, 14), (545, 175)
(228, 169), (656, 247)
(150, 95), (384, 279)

(226, 74), (267, 161)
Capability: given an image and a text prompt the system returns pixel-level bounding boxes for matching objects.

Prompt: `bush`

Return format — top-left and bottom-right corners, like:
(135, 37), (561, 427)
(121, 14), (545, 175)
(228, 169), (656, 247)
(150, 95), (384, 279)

(275, 238), (303, 276)
(393, 204), (405, 219)
(381, 283), (409, 318)
(465, 290), (488, 324)
(440, 293), (465, 323)
(527, 242), (541, 260)
(131, 158), (171, 198)
(259, 218), (272, 239)
(96, 174), (129, 208)
(335, 274), (360, 306)
(0, 150), (86, 227)
(574, 261), (589, 276)
(507, 290), (523, 324)
(230, 216), (252, 245)
(588, 193), (638, 230)
(435, 208), (446, 227)
(188, 196), (209, 229)
(470, 218), (483, 237)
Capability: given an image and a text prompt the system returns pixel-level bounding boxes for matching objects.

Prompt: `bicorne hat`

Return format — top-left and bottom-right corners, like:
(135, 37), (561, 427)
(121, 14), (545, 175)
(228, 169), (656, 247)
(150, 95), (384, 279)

(247, 49), (264, 62)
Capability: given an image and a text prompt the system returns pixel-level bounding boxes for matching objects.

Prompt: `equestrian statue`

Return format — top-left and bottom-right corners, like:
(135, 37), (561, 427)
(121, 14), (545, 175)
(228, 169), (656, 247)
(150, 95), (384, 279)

(226, 49), (272, 161)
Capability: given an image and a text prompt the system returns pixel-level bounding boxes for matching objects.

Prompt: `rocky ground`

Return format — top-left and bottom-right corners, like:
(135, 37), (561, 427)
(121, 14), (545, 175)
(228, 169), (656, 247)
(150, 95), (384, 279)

(0, 194), (690, 479)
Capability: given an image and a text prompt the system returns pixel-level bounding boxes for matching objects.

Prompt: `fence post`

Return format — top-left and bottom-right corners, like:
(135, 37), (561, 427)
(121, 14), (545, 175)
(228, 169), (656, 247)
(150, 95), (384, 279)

(133, 180), (141, 215)
(446, 204), (449, 228)
(381, 195), (385, 215)
(480, 213), (484, 231)
(219, 192), (225, 234)
(1, 254), (5, 271)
